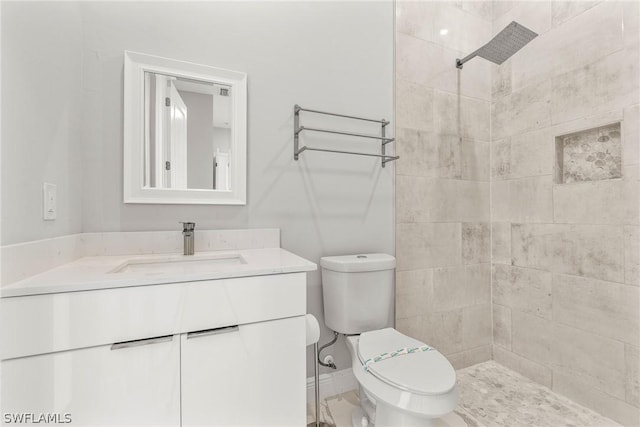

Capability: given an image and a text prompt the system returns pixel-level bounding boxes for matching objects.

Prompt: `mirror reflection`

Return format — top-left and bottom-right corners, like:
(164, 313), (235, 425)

(144, 72), (232, 190)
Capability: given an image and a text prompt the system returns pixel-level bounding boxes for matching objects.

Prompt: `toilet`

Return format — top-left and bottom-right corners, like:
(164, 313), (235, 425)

(321, 253), (458, 427)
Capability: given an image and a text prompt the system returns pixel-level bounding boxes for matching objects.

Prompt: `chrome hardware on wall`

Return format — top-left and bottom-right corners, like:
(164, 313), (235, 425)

(293, 105), (399, 167)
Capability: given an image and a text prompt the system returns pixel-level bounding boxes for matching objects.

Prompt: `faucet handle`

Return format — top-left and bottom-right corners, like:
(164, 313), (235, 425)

(180, 222), (196, 232)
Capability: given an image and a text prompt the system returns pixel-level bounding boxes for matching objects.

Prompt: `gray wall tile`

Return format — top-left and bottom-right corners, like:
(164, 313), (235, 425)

(492, 303), (512, 350)
(512, 2), (623, 91)
(492, 0), (513, 21)
(623, 104), (639, 166)
(396, 78), (434, 132)
(426, 309), (465, 355)
(493, 345), (553, 388)
(551, 1), (600, 28)
(553, 323), (626, 400)
(433, 264), (491, 311)
(491, 222), (511, 265)
(462, 304), (492, 349)
(491, 60), (511, 99)
(553, 166), (639, 225)
(395, 0), (492, 362)
(493, 1), (551, 40)
(434, 90), (490, 141)
(462, 222), (491, 264)
(395, 129), (490, 181)
(511, 223), (624, 283)
(461, 1), (493, 22)
(492, 176), (553, 223)
(419, 310), (465, 356)
(622, 1), (639, 50)
(397, 176), (490, 223)
(553, 369), (640, 427)
(511, 311), (554, 367)
(395, 129), (457, 179)
(625, 226), (639, 286)
(625, 344), (640, 408)
(397, 32), (491, 101)
(483, 2), (639, 423)
(491, 130), (554, 180)
(396, 316), (423, 344)
(448, 345), (493, 370)
(492, 264), (552, 319)
(492, 80), (552, 140)
(553, 274), (640, 346)
(461, 138), (491, 181)
(396, 1), (433, 41)
(550, 48), (639, 126)
(396, 269), (434, 319)
(396, 222), (461, 271)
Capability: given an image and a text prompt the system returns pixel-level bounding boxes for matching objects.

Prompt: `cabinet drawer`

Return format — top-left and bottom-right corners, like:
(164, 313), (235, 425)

(1, 273), (306, 360)
(181, 316), (306, 426)
(1, 335), (180, 426)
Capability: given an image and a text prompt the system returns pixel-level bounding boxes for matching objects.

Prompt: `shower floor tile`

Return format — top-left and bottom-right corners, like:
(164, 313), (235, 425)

(457, 360), (620, 427)
(307, 360), (621, 427)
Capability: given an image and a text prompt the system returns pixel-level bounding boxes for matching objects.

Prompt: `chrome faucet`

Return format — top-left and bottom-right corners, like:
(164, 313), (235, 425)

(180, 222), (195, 255)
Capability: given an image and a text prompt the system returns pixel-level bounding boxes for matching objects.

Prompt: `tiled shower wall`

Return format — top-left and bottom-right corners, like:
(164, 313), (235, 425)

(395, 1), (639, 425)
(395, 1), (493, 369)
(490, 2), (639, 425)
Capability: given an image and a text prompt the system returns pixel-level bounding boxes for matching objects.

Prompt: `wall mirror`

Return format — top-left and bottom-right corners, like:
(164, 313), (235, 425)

(124, 51), (247, 204)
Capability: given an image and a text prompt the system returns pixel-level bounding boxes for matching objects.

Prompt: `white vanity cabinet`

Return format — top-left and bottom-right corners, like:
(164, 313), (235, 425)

(181, 316), (306, 426)
(2, 335), (181, 426)
(1, 269), (310, 427)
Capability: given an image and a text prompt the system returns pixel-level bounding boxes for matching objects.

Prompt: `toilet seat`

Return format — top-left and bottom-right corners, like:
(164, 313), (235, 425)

(357, 328), (456, 396)
(346, 332), (459, 422)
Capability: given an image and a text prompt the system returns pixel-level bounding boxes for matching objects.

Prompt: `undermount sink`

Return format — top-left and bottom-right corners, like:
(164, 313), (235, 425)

(110, 254), (246, 275)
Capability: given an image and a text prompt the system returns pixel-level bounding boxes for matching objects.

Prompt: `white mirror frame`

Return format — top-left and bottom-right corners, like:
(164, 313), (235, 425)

(123, 51), (247, 205)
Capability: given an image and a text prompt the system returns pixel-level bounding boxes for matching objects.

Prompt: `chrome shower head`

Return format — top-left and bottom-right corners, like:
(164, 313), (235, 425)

(456, 21), (538, 69)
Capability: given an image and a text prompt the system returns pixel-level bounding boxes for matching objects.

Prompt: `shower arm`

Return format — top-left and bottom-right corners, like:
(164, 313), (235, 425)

(456, 48), (482, 69)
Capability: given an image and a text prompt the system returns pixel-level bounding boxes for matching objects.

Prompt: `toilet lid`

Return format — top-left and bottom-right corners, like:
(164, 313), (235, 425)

(357, 328), (456, 396)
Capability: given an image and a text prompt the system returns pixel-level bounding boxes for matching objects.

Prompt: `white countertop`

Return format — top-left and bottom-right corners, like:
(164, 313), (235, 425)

(1, 248), (317, 298)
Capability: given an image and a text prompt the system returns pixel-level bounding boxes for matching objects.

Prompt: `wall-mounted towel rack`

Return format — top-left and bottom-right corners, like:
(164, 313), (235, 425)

(293, 105), (399, 167)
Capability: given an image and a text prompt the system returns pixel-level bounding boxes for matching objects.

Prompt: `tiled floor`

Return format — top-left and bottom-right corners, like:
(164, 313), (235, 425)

(307, 361), (621, 427)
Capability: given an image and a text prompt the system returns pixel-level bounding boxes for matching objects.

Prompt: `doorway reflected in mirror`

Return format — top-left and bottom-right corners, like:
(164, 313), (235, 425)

(144, 72), (232, 191)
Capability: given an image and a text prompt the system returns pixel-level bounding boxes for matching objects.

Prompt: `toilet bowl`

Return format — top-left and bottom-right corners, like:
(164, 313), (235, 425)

(320, 254), (458, 426)
(345, 329), (457, 426)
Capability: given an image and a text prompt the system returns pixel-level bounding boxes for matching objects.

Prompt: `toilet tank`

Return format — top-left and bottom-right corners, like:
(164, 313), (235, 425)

(321, 254), (395, 335)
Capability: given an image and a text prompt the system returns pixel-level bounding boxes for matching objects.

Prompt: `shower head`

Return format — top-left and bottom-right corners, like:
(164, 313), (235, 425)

(456, 21), (538, 69)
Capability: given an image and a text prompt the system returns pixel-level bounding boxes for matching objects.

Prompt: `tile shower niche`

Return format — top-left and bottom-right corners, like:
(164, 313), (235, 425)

(555, 123), (622, 184)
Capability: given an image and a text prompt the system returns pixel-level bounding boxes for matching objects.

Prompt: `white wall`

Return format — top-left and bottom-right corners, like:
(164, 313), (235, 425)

(1, 2), (84, 244)
(2, 1), (395, 376)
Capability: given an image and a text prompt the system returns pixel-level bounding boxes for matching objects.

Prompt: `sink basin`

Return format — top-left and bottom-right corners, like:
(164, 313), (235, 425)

(110, 254), (246, 275)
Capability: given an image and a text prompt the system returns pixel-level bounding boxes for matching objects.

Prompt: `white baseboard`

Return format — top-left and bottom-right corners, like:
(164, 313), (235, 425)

(306, 368), (358, 403)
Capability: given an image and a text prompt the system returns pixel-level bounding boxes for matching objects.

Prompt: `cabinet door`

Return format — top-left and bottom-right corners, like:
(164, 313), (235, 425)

(1, 335), (180, 426)
(181, 316), (306, 426)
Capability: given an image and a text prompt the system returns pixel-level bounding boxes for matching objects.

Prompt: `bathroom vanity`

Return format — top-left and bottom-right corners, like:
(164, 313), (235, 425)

(1, 247), (315, 426)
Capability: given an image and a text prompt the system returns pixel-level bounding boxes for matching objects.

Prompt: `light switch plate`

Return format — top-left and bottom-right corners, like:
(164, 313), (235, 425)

(43, 183), (56, 220)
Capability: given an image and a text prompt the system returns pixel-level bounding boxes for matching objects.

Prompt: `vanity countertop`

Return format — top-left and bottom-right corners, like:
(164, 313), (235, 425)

(1, 248), (316, 298)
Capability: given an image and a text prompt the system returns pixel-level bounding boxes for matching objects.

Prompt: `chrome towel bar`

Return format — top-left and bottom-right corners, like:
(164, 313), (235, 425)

(295, 126), (396, 144)
(295, 105), (388, 124)
(293, 104), (399, 167)
(298, 147), (398, 163)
